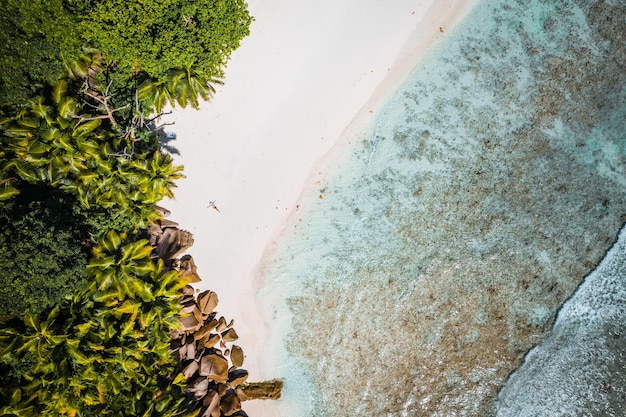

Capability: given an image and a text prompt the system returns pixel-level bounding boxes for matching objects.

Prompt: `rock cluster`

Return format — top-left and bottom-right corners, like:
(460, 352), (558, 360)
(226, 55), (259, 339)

(171, 285), (250, 417)
(148, 207), (282, 416)
(147, 211), (199, 282)
(147, 216), (195, 261)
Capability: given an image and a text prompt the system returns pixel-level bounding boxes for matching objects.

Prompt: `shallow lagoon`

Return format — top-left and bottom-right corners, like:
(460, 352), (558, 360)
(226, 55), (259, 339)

(258, 0), (626, 415)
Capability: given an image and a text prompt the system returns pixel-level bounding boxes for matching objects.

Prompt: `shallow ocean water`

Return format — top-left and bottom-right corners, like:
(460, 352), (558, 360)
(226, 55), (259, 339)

(494, 225), (626, 416)
(257, 0), (626, 415)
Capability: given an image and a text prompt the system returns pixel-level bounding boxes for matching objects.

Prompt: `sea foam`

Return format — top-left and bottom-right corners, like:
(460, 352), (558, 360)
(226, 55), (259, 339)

(494, 225), (626, 416)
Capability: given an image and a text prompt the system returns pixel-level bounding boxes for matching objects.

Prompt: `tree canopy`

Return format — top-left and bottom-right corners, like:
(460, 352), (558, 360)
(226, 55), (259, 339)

(0, 0), (83, 105)
(0, 68), (184, 320)
(0, 231), (190, 416)
(76, 0), (252, 81)
(0, 0), (252, 106)
(0, 185), (92, 320)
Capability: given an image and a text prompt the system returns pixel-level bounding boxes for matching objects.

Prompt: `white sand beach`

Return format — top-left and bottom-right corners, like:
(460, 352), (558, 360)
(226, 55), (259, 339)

(160, 0), (478, 413)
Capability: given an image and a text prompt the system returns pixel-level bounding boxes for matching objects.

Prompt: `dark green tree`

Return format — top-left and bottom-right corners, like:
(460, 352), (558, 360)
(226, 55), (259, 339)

(0, 0), (83, 106)
(0, 185), (92, 320)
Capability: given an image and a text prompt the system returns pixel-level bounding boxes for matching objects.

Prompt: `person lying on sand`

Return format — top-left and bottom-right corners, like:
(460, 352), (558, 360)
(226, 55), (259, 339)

(207, 200), (220, 212)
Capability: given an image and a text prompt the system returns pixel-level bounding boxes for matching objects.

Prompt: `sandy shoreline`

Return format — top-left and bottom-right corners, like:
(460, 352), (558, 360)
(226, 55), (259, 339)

(160, 0), (478, 413)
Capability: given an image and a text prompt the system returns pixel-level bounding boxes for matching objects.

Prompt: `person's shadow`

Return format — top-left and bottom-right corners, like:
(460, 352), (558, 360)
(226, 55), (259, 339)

(150, 122), (181, 155)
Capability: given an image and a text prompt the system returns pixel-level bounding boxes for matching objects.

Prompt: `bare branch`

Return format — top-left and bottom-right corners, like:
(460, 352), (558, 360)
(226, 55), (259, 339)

(104, 80), (113, 96)
(146, 110), (173, 124)
(77, 80), (130, 127)
(82, 100), (101, 110)
(108, 142), (136, 159)
(72, 113), (114, 129)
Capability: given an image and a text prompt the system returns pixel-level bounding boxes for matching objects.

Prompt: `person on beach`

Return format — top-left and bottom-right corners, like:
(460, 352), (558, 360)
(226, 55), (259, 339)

(207, 200), (220, 212)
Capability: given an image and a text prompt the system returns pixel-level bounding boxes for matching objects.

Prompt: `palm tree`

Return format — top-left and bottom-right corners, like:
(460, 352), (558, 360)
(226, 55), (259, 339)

(138, 66), (223, 113)
(0, 80), (113, 191)
(137, 79), (173, 115)
(0, 60), (199, 415)
(0, 231), (190, 416)
(168, 66), (223, 110)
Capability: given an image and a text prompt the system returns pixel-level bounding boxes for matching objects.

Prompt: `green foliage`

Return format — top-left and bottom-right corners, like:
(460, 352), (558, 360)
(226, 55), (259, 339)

(0, 70), (185, 313)
(0, 73), (192, 413)
(0, 0), (83, 106)
(0, 71), (184, 322)
(76, 0), (252, 84)
(0, 185), (91, 320)
(0, 77), (184, 235)
(0, 70), (192, 412)
(0, 231), (192, 416)
(0, 62), (187, 323)
(138, 67), (224, 113)
(0, 0), (252, 108)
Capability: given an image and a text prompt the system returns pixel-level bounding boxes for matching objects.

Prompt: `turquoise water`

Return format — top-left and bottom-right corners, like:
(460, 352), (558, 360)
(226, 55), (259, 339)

(494, 225), (626, 416)
(258, 0), (626, 415)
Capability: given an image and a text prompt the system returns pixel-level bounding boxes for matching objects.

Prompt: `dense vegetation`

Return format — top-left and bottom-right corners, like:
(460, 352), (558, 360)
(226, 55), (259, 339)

(0, 65), (183, 316)
(0, 57), (187, 415)
(0, 1), (254, 415)
(0, 231), (190, 416)
(0, 185), (92, 320)
(0, 0), (83, 105)
(0, 0), (252, 106)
